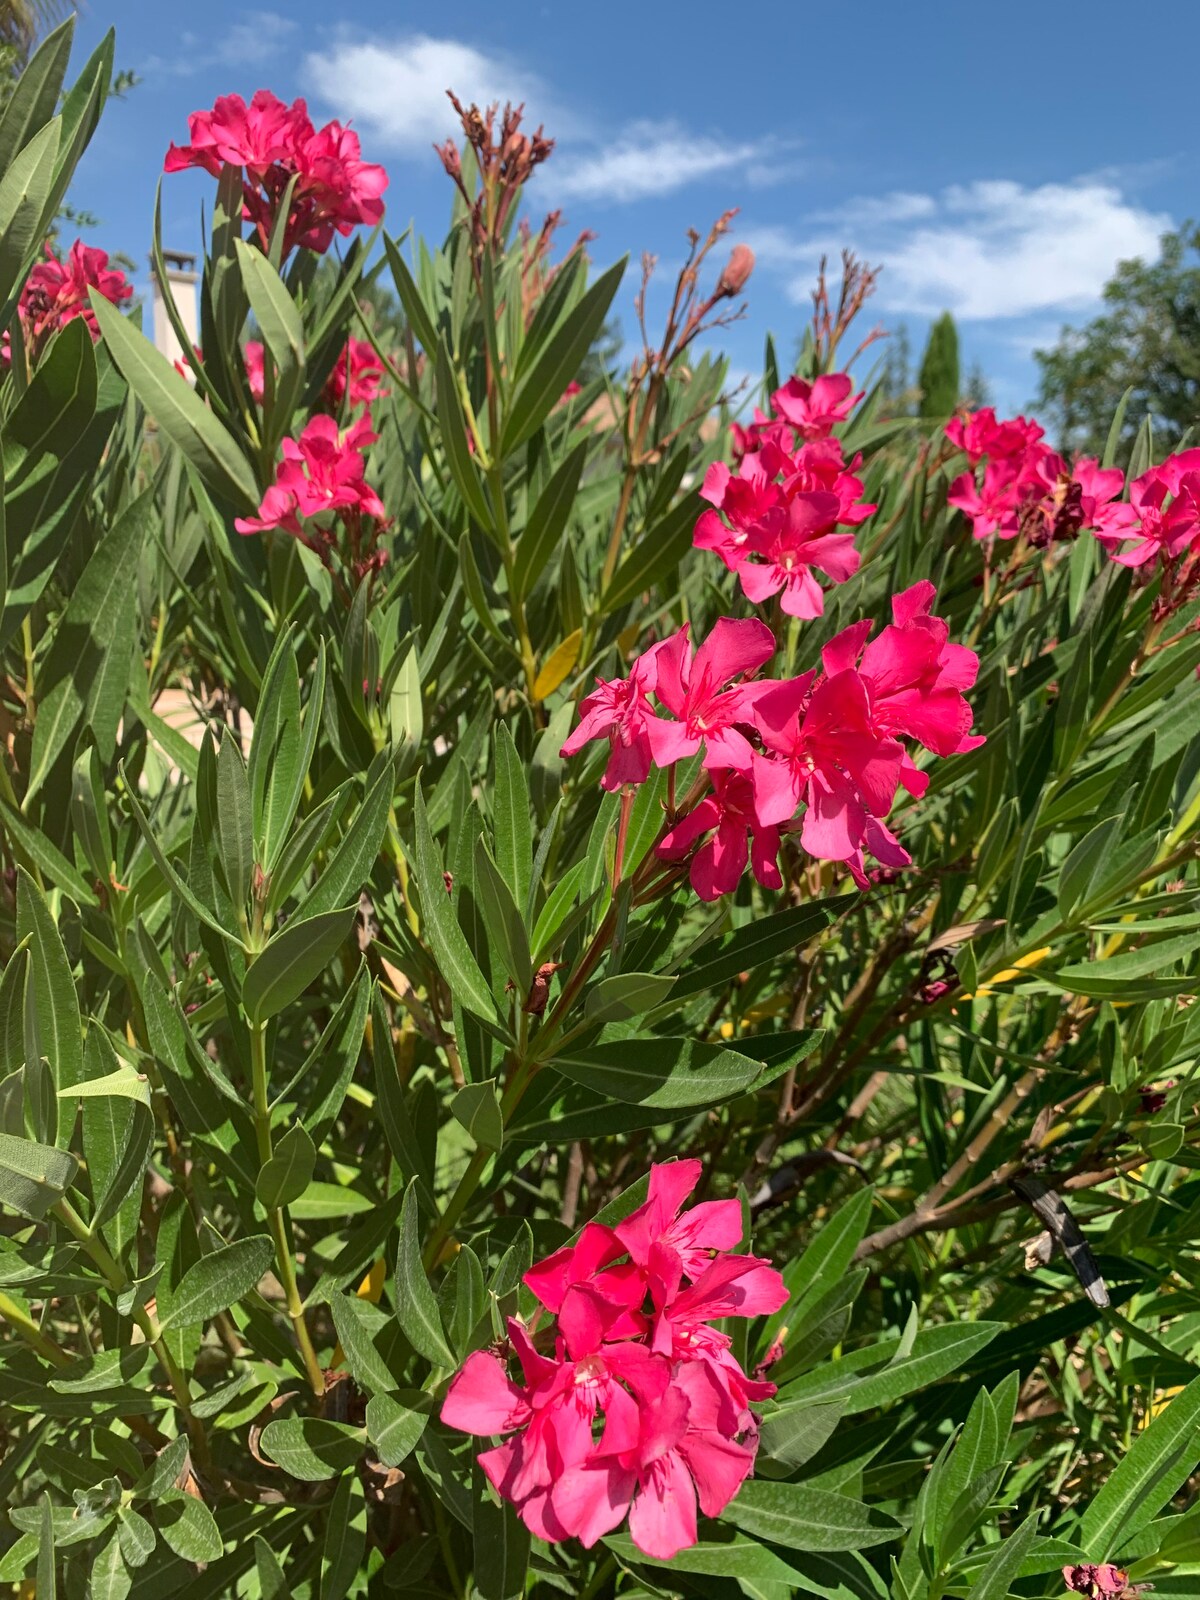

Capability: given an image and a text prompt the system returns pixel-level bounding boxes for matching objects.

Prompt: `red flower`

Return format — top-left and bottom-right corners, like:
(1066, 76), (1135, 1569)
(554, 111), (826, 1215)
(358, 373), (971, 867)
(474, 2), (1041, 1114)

(235, 414), (386, 553)
(18, 240), (131, 347)
(441, 1161), (785, 1561)
(771, 372), (862, 440)
(165, 90), (387, 259)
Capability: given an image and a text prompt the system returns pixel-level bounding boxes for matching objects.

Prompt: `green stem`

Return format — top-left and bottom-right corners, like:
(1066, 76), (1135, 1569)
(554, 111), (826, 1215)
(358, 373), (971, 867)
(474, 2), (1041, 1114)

(0, 1289), (69, 1367)
(52, 1198), (208, 1464)
(250, 1019), (326, 1398)
(422, 1145), (491, 1273)
(489, 462), (542, 714)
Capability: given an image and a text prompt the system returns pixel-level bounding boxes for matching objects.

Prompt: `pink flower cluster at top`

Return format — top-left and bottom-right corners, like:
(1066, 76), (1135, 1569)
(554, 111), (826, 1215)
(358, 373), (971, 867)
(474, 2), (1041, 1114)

(944, 407), (1127, 549)
(235, 414), (387, 574)
(164, 91), (387, 257)
(946, 407), (1200, 573)
(695, 373), (872, 619)
(11, 240), (131, 353)
(562, 586), (982, 899)
(441, 1161), (786, 1560)
(243, 336), (389, 415)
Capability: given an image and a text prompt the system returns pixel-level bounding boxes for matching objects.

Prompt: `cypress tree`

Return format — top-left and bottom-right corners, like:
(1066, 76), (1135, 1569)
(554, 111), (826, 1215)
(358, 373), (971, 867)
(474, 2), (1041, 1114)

(918, 311), (960, 418)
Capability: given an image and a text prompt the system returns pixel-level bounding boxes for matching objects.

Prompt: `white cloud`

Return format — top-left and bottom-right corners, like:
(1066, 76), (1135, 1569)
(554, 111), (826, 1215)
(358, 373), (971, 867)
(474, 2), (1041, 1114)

(548, 122), (777, 204)
(153, 11), (297, 75)
(784, 179), (1169, 320)
(302, 34), (547, 152)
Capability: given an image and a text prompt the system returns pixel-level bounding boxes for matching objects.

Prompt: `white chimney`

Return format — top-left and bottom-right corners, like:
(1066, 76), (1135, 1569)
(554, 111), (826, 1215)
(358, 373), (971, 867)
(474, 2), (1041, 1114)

(150, 251), (199, 371)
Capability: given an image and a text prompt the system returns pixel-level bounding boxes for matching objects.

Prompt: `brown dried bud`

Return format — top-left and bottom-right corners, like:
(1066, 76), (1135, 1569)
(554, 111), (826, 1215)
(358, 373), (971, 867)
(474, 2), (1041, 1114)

(434, 139), (461, 181)
(716, 243), (754, 299)
(523, 961), (564, 1017)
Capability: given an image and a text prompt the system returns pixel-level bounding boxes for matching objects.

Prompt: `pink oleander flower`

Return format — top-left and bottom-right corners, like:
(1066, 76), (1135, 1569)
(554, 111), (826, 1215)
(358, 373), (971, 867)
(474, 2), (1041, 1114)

(737, 490), (861, 618)
(243, 339), (266, 404)
(560, 648), (662, 791)
(695, 454), (787, 571)
(235, 413), (385, 540)
(771, 372), (862, 440)
(947, 463), (1021, 541)
(647, 617), (775, 770)
(165, 88), (304, 175)
(821, 580), (985, 790)
(442, 1161), (786, 1560)
(243, 336), (389, 415)
(18, 240), (131, 347)
(323, 338), (389, 412)
(657, 769), (783, 900)
(730, 406), (793, 465)
(696, 413), (871, 611)
(1093, 458), (1200, 568)
(946, 406), (1044, 464)
(785, 437), (876, 526)
(164, 90), (387, 259)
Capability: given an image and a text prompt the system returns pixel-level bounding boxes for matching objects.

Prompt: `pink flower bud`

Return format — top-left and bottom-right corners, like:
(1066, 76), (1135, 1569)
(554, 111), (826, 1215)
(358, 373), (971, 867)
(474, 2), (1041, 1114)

(716, 243), (755, 298)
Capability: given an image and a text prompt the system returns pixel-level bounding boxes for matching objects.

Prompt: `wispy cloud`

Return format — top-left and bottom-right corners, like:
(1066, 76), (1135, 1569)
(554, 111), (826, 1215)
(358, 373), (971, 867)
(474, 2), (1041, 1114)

(303, 33), (549, 152)
(549, 123), (779, 205)
(305, 34), (777, 204)
(779, 178), (1170, 320)
(148, 10), (296, 75)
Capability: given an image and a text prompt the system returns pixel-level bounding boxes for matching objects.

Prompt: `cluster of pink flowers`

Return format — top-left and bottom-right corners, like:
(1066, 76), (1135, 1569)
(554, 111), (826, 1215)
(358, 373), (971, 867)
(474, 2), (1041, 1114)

(946, 407), (1200, 612)
(243, 336), (389, 415)
(6, 240), (131, 361)
(695, 373), (872, 619)
(945, 407), (1134, 548)
(164, 90), (387, 257)
(562, 586), (981, 898)
(235, 413), (387, 578)
(442, 1161), (785, 1560)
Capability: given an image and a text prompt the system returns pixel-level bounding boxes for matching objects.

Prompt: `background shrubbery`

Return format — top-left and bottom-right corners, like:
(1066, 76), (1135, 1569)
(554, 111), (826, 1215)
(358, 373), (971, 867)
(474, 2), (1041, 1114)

(4, 17), (1200, 1600)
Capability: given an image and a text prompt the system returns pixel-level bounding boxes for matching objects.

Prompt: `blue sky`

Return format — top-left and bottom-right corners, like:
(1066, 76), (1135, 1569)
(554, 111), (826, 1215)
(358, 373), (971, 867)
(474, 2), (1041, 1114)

(68, 1), (1200, 416)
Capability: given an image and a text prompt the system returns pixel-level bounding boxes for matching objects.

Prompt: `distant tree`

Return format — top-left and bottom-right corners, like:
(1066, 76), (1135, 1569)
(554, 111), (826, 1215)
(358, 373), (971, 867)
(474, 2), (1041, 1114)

(917, 311), (960, 418)
(963, 360), (991, 409)
(0, 0), (68, 64)
(879, 321), (914, 416)
(1034, 222), (1200, 460)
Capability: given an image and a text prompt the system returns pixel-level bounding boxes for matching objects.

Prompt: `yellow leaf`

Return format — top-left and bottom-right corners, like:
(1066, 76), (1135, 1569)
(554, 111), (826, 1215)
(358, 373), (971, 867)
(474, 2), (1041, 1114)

(533, 628), (582, 700)
(357, 1258), (386, 1303)
(617, 622), (642, 656)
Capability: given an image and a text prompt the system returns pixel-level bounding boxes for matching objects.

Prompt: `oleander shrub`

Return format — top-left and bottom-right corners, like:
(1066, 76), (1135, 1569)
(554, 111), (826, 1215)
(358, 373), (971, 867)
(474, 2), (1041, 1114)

(5, 19), (1200, 1600)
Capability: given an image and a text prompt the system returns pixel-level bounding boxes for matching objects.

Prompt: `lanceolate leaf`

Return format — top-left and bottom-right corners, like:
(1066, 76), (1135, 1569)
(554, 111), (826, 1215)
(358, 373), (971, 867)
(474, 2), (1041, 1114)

(16, 868), (83, 1115)
(395, 1178), (454, 1366)
(0, 1131), (77, 1219)
(412, 785), (497, 1023)
(721, 1482), (902, 1550)
(89, 292), (258, 510)
(158, 1235), (273, 1330)
(1079, 1369), (1200, 1557)
(241, 906), (355, 1024)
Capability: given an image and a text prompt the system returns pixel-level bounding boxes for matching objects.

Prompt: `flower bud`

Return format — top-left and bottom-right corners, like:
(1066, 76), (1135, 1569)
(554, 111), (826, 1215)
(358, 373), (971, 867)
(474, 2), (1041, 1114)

(716, 243), (755, 299)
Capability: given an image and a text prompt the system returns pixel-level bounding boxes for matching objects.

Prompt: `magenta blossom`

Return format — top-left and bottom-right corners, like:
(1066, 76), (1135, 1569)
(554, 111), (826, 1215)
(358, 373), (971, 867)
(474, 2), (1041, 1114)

(657, 769), (784, 901)
(441, 1161), (785, 1560)
(737, 490), (861, 619)
(560, 649), (662, 792)
(771, 372), (862, 439)
(17, 240), (131, 349)
(1093, 460), (1200, 568)
(821, 580), (985, 786)
(647, 617), (775, 770)
(235, 414), (385, 543)
(165, 89), (386, 258)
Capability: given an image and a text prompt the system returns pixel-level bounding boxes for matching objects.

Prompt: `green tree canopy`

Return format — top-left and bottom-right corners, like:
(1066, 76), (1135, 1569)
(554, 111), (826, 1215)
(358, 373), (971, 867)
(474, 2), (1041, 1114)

(917, 310), (960, 417)
(1034, 221), (1200, 459)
